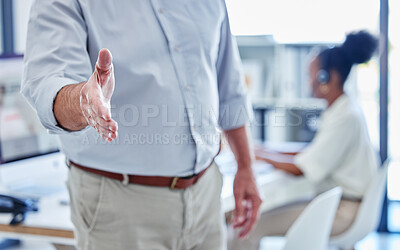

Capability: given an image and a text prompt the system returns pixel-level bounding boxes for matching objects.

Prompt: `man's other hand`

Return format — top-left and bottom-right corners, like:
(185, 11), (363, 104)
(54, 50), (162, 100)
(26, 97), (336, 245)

(232, 167), (262, 239)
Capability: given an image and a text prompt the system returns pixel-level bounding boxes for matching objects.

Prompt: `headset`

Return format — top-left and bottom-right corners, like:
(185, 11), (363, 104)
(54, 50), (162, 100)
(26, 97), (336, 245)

(316, 50), (331, 85)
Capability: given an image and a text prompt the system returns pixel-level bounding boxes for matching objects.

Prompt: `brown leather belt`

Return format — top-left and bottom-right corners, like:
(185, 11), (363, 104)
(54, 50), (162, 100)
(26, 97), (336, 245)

(67, 160), (210, 190)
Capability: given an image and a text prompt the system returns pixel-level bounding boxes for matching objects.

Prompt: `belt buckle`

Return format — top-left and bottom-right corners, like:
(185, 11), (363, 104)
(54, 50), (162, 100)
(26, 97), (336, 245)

(122, 174), (129, 186)
(170, 177), (179, 190)
(65, 158), (71, 168)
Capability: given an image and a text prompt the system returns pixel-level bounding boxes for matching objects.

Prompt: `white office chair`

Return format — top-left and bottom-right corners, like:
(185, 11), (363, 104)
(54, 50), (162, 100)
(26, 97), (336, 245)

(329, 159), (390, 250)
(259, 187), (343, 250)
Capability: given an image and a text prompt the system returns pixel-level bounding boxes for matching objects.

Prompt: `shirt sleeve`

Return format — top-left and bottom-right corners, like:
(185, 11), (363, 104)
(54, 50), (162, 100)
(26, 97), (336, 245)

(21, 0), (92, 135)
(294, 115), (357, 183)
(216, 3), (253, 130)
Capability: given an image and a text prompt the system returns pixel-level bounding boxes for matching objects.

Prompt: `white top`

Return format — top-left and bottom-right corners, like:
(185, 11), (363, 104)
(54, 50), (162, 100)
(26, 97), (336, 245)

(294, 94), (379, 199)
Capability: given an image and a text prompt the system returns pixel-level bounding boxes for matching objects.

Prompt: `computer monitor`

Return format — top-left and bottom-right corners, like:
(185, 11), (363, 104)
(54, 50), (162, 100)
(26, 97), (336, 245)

(0, 55), (59, 164)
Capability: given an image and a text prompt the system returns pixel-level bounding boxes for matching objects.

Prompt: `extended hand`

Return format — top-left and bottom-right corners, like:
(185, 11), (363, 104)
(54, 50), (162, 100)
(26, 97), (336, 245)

(232, 167), (262, 239)
(80, 49), (118, 141)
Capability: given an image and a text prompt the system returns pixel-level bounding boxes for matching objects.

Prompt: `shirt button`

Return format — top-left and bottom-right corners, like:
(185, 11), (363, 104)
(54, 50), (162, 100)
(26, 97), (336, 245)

(185, 85), (190, 90)
(173, 46), (179, 52)
(158, 8), (164, 14)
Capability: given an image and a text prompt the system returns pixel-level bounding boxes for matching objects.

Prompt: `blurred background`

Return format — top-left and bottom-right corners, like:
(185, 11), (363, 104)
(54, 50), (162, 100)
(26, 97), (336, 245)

(0, 0), (399, 243)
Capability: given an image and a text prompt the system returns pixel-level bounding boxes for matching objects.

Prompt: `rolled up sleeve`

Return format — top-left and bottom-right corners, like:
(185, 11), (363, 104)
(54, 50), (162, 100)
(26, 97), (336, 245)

(21, 0), (92, 134)
(216, 5), (253, 130)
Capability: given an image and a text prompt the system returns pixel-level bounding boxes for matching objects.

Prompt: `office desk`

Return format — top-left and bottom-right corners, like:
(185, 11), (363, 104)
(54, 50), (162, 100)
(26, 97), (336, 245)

(0, 153), (74, 245)
(0, 151), (315, 245)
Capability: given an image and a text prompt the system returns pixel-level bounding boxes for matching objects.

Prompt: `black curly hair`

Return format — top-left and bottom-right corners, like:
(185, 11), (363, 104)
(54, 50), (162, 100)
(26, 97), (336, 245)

(318, 30), (378, 85)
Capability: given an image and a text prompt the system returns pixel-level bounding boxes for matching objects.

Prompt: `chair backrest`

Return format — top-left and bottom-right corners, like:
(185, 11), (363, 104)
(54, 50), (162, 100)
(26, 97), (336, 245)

(283, 187), (343, 250)
(330, 159), (389, 248)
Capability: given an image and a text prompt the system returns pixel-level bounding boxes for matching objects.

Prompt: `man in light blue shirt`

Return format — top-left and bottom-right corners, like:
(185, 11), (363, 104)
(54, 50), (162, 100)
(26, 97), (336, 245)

(22, 0), (261, 249)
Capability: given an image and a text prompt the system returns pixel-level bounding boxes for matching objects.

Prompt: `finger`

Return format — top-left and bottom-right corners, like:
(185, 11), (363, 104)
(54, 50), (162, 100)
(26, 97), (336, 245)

(82, 89), (117, 134)
(93, 115), (118, 133)
(233, 193), (246, 227)
(96, 123), (117, 141)
(96, 48), (113, 73)
(238, 197), (262, 238)
(233, 200), (250, 228)
(238, 203), (260, 238)
(84, 110), (116, 141)
(95, 49), (113, 87)
(84, 105), (117, 140)
(237, 206), (251, 238)
(84, 106), (118, 139)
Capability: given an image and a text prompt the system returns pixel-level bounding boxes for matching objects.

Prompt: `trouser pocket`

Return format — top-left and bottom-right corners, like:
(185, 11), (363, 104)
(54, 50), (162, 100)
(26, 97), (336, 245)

(67, 166), (105, 234)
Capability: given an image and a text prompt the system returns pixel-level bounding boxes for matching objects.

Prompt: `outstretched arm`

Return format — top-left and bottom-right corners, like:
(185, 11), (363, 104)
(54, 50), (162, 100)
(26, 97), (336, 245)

(254, 148), (303, 176)
(54, 49), (118, 141)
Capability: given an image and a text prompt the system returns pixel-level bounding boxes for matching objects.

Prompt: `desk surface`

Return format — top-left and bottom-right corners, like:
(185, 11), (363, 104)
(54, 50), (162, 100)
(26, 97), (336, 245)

(0, 151), (315, 244)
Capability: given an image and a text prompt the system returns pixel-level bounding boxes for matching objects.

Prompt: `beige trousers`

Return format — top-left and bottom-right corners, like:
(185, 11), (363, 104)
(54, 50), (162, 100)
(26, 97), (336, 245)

(66, 162), (226, 250)
(228, 199), (360, 250)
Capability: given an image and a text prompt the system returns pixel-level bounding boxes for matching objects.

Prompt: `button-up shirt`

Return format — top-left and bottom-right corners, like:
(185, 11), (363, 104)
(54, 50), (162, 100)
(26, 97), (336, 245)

(21, 0), (251, 176)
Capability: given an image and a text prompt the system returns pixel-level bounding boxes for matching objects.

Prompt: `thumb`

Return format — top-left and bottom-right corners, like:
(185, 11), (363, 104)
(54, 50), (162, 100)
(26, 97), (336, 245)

(96, 48), (113, 73)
